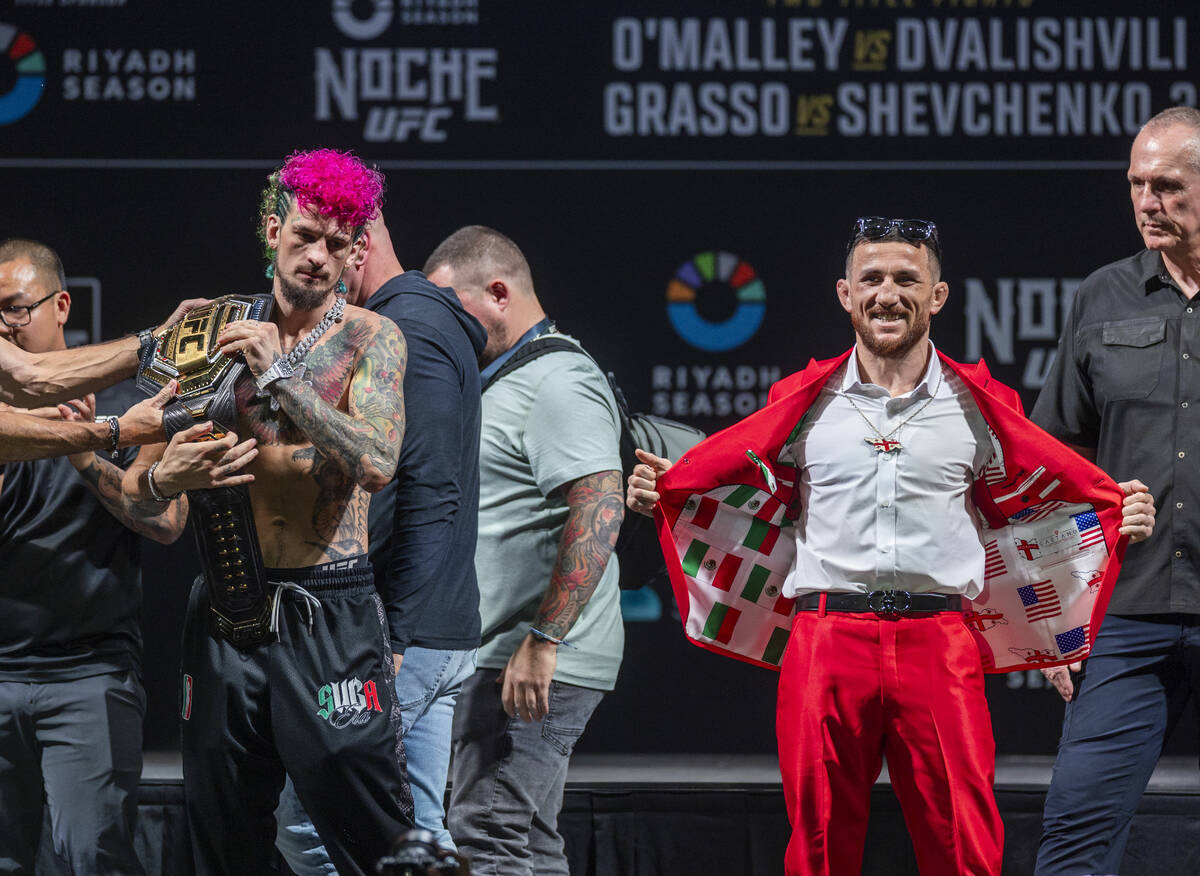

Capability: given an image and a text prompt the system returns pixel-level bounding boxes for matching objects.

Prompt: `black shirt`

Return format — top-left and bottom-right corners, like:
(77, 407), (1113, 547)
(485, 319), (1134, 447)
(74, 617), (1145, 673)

(0, 381), (144, 680)
(365, 272), (488, 653)
(1032, 248), (1200, 615)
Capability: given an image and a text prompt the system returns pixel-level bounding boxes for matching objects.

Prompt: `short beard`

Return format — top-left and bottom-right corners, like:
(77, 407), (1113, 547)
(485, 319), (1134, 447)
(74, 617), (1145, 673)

(851, 309), (930, 359)
(278, 273), (336, 312)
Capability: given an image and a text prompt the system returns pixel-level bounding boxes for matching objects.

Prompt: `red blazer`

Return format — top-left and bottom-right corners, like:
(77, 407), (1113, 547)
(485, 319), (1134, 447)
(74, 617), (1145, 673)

(654, 349), (1127, 672)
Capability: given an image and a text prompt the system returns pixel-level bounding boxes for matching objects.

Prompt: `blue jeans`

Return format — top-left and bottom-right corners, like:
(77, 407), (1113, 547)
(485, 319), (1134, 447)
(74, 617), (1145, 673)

(275, 646), (476, 874)
(448, 668), (604, 876)
(1035, 614), (1200, 876)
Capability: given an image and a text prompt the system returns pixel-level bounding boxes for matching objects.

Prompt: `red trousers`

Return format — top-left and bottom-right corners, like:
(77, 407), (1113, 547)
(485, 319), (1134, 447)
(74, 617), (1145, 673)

(776, 610), (1003, 876)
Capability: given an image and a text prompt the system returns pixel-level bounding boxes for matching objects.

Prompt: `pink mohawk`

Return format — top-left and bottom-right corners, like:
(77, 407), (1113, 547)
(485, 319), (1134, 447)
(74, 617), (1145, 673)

(278, 148), (384, 230)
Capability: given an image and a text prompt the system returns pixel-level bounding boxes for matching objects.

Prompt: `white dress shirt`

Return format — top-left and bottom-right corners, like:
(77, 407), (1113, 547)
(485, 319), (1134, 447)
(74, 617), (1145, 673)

(781, 343), (993, 599)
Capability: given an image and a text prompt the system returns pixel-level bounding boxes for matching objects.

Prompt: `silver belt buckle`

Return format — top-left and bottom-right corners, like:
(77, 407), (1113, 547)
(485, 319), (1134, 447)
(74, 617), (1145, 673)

(867, 589), (911, 616)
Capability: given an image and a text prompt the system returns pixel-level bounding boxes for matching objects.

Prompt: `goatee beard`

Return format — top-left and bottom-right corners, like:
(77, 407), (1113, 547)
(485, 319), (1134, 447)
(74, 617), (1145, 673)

(852, 310), (929, 359)
(278, 274), (336, 311)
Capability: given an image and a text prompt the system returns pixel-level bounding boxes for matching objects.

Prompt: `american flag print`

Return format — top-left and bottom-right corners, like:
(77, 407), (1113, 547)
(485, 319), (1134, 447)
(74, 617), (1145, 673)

(980, 428), (1007, 486)
(1011, 500), (1070, 523)
(1055, 624), (1091, 660)
(984, 538), (1007, 579)
(1018, 580), (1062, 622)
(1073, 511), (1104, 551)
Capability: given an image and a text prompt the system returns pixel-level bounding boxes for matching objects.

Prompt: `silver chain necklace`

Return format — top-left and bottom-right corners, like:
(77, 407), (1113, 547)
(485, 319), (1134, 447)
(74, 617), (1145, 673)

(284, 294), (345, 368)
(843, 371), (942, 454)
(256, 295), (346, 409)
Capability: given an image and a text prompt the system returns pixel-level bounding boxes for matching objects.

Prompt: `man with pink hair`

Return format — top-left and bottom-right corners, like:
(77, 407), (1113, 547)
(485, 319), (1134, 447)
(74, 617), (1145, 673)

(121, 149), (414, 874)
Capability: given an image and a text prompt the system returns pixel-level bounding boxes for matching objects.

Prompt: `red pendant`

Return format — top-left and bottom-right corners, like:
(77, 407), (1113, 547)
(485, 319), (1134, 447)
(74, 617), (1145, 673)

(866, 436), (902, 453)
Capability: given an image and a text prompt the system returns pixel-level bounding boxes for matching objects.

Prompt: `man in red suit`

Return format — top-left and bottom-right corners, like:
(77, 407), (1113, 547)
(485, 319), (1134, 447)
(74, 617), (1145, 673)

(627, 217), (1157, 876)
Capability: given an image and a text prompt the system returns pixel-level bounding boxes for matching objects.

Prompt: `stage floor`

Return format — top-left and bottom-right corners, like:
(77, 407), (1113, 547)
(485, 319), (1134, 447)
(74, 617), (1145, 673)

(124, 752), (1198, 876)
(142, 749), (1200, 792)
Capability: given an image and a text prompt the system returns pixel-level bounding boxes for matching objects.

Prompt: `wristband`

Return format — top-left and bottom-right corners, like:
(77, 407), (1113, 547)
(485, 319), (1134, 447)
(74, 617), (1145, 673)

(101, 415), (120, 460)
(529, 626), (578, 650)
(147, 460), (181, 502)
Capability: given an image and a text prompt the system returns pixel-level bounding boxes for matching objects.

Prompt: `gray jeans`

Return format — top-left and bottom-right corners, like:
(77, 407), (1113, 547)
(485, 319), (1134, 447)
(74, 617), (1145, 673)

(448, 668), (603, 876)
(0, 671), (145, 875)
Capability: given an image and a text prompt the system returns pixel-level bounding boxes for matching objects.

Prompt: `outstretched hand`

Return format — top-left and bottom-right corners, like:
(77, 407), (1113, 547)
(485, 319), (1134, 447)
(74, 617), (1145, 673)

(626, 448), (672, 518)
(118, 381), (179, 446)
(57, 394), (98, 469)
(155, 298), (212, 335)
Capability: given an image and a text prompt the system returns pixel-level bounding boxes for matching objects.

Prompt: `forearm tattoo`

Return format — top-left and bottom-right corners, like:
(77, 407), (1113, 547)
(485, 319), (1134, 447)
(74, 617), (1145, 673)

(76, 454), (187, 539)
(270, 317), (406, 491)
(535, 470), (625, 640)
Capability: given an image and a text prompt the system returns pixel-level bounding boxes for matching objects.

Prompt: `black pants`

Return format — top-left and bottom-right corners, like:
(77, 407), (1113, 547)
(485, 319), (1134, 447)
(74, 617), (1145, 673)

(181, 564), (414, 876)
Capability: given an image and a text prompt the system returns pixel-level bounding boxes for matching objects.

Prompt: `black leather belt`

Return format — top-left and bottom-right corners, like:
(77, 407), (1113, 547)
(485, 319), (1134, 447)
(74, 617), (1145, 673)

(797, 591), (963, 615)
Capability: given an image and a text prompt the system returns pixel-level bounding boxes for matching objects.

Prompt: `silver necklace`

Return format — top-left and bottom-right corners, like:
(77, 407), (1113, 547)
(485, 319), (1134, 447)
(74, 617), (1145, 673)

(843, 371), (942, 454)
(256, 295), (346, 409)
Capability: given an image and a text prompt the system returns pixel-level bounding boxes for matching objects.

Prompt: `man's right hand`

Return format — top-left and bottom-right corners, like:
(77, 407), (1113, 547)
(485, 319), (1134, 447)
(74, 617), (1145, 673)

(626, 448), (671, 518)
(1042, 662), (1083, 702)
(117, 381), (178, 446)
(151, 421), (258, 494)
(154, 298), (212, 335)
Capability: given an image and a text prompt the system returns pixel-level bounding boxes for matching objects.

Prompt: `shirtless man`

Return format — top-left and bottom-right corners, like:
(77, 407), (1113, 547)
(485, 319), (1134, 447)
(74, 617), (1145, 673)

(123, 149), (413, 875)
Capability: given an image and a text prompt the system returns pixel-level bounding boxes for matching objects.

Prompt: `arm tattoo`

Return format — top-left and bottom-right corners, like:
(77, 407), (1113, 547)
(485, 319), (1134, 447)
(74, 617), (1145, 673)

(534, 470), (625, 640)
(270, 317), (406, 493)
(76, 452), (188, 542)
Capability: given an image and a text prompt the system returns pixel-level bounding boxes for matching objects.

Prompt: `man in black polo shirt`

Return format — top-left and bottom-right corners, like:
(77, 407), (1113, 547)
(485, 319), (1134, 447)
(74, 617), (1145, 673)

(1031, 106), (1198, 875)
(0, 239), (186, 874)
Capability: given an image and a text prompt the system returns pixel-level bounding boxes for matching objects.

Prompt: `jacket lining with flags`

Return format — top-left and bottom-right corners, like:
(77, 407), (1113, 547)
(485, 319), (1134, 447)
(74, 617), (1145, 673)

(653, 349), (1127, 674)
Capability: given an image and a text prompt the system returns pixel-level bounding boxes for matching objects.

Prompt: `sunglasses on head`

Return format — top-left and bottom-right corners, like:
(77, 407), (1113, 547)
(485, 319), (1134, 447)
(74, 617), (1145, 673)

(846, 217), (940, 261)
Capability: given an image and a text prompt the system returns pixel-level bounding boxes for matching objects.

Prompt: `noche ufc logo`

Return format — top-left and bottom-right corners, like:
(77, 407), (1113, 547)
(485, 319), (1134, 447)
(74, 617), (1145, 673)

(317, 676), (383, 729)
(317, 0), (497, 142)
(0, 23), (46, 125)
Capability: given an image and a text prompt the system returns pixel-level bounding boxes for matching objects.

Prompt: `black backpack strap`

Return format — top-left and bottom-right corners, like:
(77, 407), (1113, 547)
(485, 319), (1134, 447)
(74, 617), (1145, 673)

(481, 336), (584, 393)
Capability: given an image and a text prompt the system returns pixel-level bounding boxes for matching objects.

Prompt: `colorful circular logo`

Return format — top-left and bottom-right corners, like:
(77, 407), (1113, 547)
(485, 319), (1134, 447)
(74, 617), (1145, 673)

(666, 251), (766, 352)
(0, 24), (45, 125)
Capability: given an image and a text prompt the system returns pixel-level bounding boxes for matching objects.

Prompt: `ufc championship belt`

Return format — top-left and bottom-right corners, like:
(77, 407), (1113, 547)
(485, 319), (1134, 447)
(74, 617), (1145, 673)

(137, 293), (275, 649)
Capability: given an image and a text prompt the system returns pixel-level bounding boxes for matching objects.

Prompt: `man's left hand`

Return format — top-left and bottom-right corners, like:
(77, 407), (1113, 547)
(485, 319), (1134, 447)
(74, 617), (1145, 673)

(1118, 478), (1155, 544)
(57, 394), (98, 469)
(499, 634), (558, 723)
(216, 320), (283, 379)
(0, 401), (63, 419)
(155, 298), (212, 335)
(118, 380), (177, 447)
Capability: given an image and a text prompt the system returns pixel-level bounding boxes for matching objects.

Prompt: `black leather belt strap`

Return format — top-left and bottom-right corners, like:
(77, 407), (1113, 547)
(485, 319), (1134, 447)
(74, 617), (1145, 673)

(796, 591), (963, 614)
(137, 293), (276, 650)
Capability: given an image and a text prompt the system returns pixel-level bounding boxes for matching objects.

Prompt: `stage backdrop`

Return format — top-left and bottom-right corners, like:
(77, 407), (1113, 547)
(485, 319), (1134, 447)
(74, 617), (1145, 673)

(2, 0), (1197, 756)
